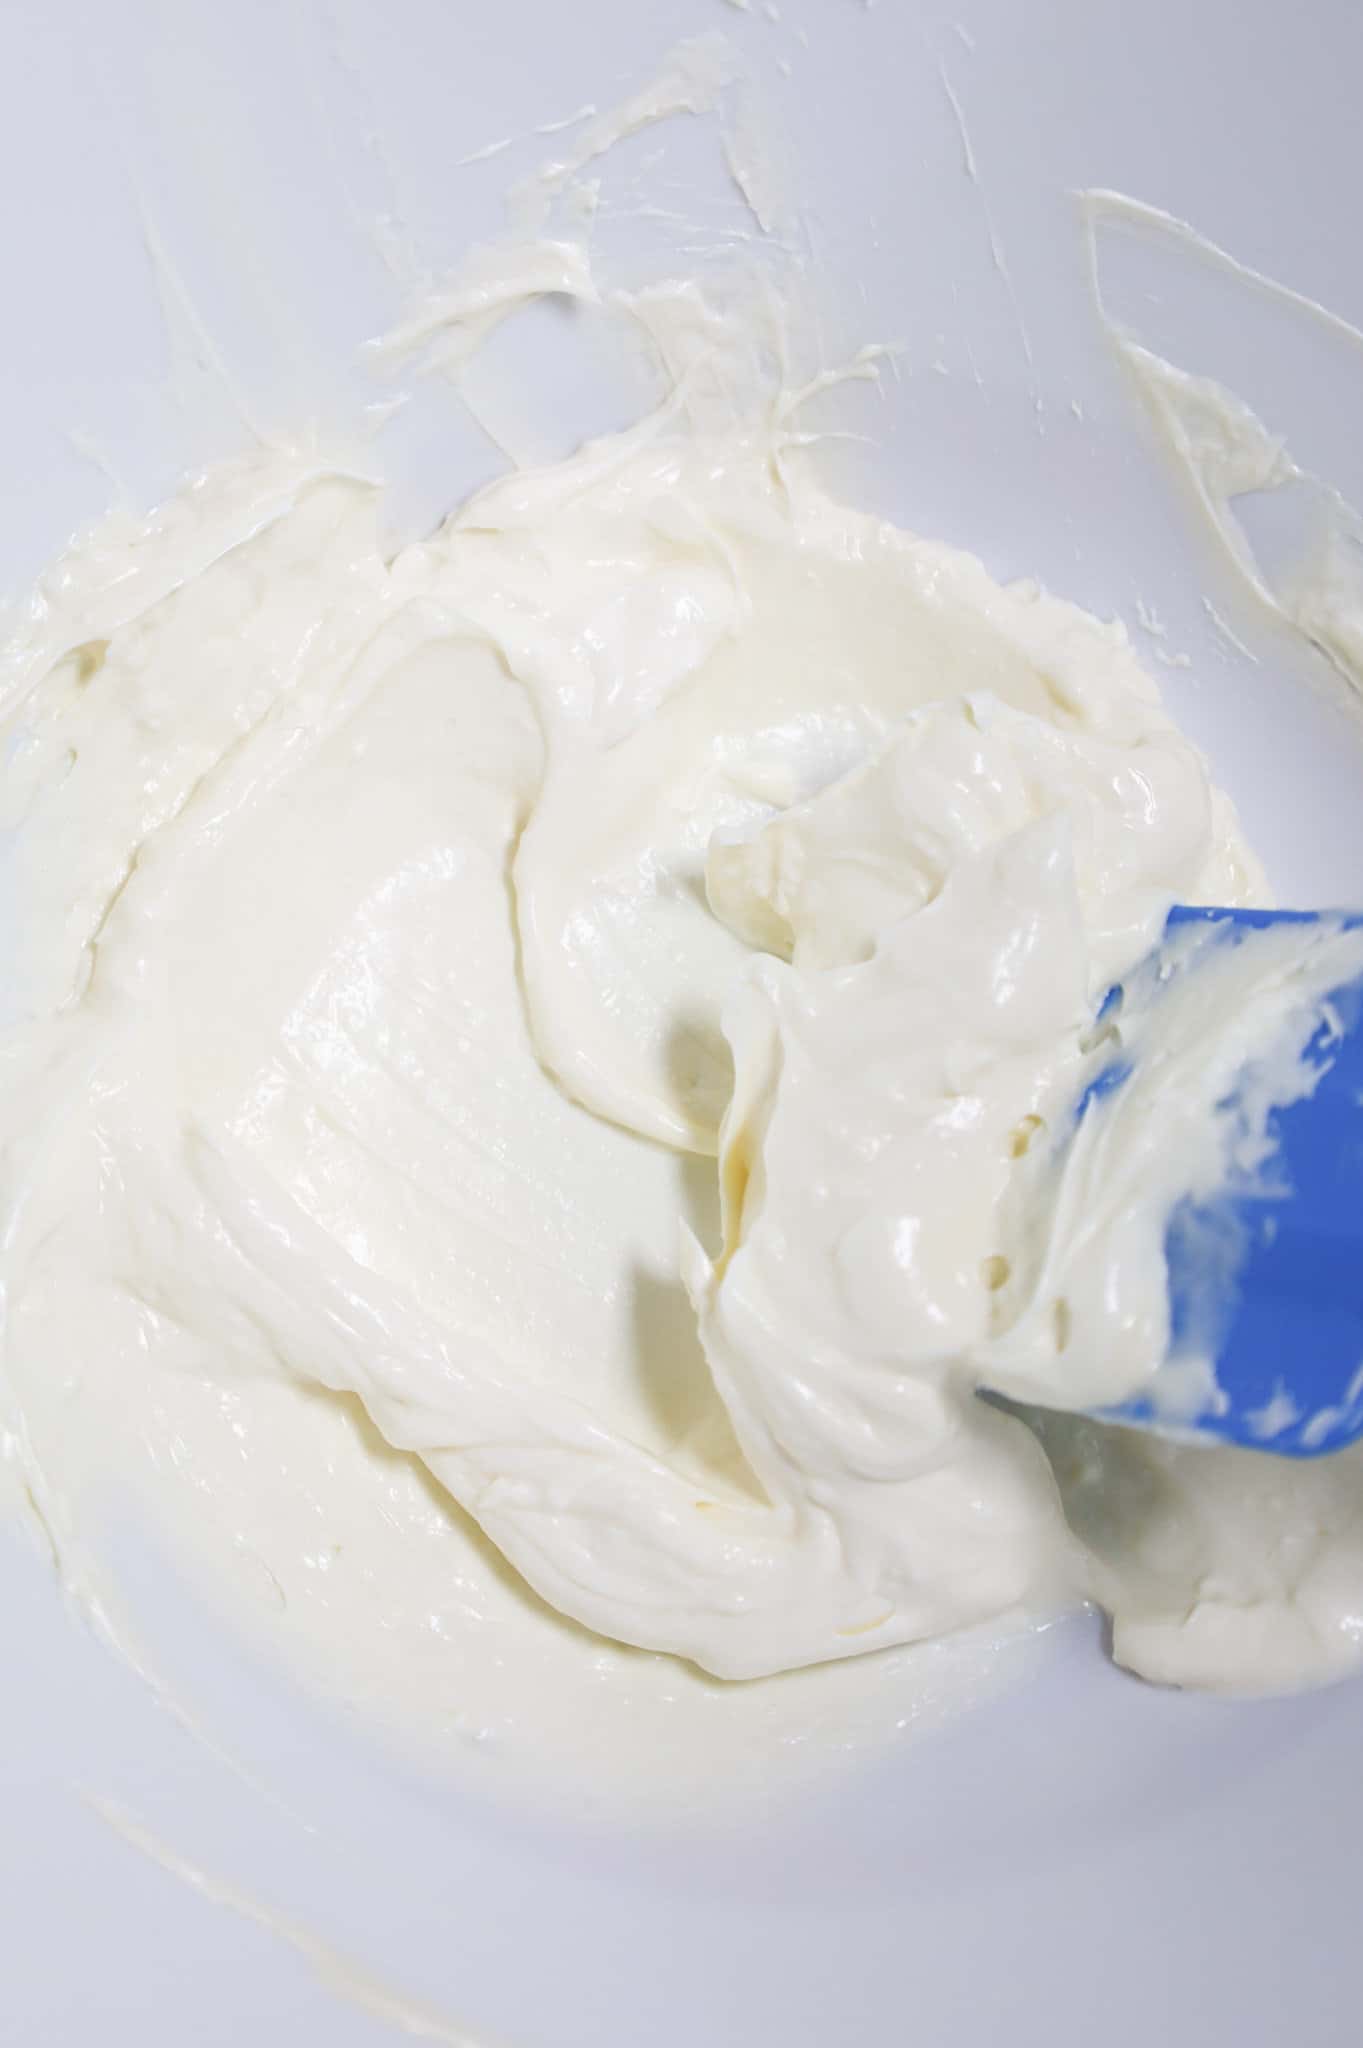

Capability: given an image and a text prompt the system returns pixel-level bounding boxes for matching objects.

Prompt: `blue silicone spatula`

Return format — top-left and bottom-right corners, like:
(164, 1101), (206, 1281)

(1056, 906), (1363, 1457)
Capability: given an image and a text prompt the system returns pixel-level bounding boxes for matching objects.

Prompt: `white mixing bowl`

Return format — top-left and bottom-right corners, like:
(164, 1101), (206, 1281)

(4, 3), (1362, 2042)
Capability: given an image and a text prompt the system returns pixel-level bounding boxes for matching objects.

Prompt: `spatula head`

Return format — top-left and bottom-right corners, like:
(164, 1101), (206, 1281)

(1094, 907), (1363, 1456)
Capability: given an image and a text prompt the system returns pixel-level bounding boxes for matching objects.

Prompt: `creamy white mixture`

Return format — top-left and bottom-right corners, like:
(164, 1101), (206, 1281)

(5, 86), (1363, 1820)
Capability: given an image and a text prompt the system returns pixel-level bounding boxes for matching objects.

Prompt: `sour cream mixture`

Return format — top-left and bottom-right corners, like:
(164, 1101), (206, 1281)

(5, 131), (1363, 1796)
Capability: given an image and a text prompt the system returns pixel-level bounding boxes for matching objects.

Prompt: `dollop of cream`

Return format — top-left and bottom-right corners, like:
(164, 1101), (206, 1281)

(4, 239), (1363, 1718)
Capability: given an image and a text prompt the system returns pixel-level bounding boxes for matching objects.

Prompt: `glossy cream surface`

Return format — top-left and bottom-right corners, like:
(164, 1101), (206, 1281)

(5, 178), (1363, 1824)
